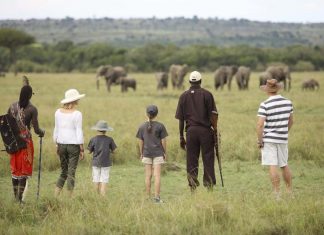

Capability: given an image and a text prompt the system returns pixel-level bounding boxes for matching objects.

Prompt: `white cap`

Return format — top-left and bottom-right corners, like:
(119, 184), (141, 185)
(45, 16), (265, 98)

(189, 71), (202, 82)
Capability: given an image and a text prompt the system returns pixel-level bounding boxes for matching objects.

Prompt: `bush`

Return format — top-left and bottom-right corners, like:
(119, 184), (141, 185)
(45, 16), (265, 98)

(293, 60), (315, 71)
(11, 60), (50, 73)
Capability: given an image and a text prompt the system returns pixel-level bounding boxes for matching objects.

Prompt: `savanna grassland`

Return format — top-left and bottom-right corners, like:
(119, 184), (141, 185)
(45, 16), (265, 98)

(0, 72), (323, 235)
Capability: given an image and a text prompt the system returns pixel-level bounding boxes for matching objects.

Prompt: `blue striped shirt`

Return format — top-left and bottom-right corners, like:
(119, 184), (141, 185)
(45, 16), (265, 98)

(257, 95), (293, 143)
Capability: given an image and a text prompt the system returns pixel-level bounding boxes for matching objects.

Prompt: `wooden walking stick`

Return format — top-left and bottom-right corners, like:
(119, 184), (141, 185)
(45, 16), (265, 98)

(37, 137), (43, 200)
(215, 130), (224, 187)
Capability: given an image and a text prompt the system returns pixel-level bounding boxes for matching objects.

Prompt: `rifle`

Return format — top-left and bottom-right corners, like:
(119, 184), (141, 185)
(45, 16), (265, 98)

(214, 129), (224, 187)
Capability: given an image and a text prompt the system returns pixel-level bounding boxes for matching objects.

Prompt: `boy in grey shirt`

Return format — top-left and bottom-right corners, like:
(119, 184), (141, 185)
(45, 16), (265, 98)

(88, 120), (117, 196)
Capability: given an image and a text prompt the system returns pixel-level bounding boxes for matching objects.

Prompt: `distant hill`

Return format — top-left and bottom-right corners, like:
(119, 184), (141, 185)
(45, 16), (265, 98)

(0, 17), (324, 47)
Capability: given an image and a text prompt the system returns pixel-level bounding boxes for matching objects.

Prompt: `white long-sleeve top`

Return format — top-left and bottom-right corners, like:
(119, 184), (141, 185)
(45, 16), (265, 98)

(53, 109), (84, 144)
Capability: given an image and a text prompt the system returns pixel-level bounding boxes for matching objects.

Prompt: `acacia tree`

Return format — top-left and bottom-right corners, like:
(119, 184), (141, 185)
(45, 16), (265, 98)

(0, 28), (35, 74)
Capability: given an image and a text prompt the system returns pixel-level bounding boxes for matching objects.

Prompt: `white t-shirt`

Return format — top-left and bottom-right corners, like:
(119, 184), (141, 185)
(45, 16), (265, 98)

(53, 109), (84, 144)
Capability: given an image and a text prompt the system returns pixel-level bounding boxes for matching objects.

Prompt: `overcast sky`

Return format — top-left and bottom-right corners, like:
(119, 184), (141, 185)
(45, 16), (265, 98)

(0, 0), (323, 23)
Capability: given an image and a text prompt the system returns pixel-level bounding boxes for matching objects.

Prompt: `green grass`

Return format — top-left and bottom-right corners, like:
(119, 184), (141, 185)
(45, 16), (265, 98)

(0, 161), (323, 235)
(0, 72), (323, 234)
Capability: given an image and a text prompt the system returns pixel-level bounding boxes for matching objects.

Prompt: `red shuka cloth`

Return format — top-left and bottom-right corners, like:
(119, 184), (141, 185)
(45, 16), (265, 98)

(10, 131), (34, 178)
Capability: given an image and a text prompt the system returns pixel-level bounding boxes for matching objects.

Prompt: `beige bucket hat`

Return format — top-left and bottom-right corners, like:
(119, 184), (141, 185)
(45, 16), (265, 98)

(91, 120), (114, 132)
(260, 79), (283, 93)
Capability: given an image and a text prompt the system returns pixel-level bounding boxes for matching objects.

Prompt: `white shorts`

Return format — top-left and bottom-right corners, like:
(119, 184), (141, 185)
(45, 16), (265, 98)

(92, 167), (111, 183)
(261, 142), (288, 167)
(142, 156), (165, 165)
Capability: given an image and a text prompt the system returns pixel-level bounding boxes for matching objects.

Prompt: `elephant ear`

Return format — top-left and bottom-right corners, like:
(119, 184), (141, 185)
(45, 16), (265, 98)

(97, 65), (110, 75)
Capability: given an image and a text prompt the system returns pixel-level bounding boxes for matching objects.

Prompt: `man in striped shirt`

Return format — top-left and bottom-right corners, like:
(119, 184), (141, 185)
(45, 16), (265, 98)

(257, 79), (294, 199)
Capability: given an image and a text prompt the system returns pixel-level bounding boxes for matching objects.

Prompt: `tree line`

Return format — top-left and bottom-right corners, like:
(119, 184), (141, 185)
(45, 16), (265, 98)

(1, 17), (324, 47)
(0, 29), (323, 73)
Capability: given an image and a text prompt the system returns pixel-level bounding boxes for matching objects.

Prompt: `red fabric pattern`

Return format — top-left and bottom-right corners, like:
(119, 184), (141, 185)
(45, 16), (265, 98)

(10, 131), (34, 177)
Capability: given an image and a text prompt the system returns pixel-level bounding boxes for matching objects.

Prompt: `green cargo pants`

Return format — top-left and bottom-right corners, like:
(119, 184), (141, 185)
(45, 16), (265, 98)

(56, 144), (80, 191)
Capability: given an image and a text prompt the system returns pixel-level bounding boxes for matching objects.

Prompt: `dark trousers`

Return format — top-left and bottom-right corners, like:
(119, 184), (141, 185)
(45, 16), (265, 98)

(186, 126), (216, 189)
(56, 144), (80, 191)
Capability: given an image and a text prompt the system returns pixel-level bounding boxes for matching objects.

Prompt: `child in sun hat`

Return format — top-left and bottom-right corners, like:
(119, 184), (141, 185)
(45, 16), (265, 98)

(87, 120), (117, 196)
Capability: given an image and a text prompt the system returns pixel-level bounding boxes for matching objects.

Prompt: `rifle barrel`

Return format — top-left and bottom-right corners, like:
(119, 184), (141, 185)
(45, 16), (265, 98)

(215, 131), (224, 187)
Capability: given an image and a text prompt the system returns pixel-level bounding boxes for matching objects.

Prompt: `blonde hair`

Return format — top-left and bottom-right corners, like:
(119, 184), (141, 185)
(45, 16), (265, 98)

(62, 100), (78, 110)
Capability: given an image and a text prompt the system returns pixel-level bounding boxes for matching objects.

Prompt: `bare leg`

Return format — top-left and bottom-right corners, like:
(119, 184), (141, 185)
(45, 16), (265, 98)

(269, 166), (280, 199)
(144, 164), (153, 197)
(22, 179), (28, 202)
(153, 164), (161, 198)
(281, 165), (292, 194)
(94, 182), (100, 194)
(100, 183), (107, 196)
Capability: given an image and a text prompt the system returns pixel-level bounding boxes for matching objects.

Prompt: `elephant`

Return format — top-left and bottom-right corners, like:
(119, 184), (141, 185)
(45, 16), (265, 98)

(0, 71), (5, 77)
(214, 65), (238, 91)
(155, 72), (168, 90)
(120, 77), (136, 92)
(169, 64), (189, 89)
(259, 72), (272, 86)
(96, 65), (127, 92)
(265, 66), (291, 91)
(302, 79), (319, 91)
(235, 66), (251, 90)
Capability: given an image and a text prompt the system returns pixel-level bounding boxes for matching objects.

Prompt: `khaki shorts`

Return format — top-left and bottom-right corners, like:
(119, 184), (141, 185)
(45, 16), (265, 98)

(261, 142), (288, 167)
(142, 156), (165, 165)
(92, 167), (110, 183)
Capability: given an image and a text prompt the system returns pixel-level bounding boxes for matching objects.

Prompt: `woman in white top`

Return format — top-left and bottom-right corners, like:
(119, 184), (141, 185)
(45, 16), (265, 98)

(53, 89), (85, 197)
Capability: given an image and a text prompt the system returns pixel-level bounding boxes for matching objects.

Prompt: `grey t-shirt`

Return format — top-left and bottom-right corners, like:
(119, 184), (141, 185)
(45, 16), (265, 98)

(87, 135), (117, 167)
(136, 121), (168, 158)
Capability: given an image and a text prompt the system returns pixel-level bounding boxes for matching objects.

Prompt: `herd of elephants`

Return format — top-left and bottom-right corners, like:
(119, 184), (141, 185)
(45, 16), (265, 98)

(94, 64), (320, 92)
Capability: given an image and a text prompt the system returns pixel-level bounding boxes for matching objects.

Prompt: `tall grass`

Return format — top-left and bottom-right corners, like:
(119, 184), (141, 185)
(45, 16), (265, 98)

(1, 72), (323, 171)
(0, 161), (323, 235)
(0, 72), (323, 234)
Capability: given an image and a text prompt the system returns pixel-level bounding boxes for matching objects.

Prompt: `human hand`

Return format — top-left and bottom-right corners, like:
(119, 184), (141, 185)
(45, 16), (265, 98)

(163, 153), (167, 161)
(257, 141), (264, 149)
(79, 151), (84, 160)
(180, 136), (186, 150)
(56, 144), (59, 156)
(38, 129), (45, 138)
(213, 130), (218, 142)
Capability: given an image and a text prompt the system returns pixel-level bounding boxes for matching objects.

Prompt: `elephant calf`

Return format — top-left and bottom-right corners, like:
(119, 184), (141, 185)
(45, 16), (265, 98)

(120, 77), (136, 92)
(302, 79), (319, 91)
(155, 72), (168, 90)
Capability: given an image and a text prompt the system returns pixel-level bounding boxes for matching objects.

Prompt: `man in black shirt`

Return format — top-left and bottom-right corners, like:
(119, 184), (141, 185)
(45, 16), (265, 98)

(175, 71), (218, 191)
